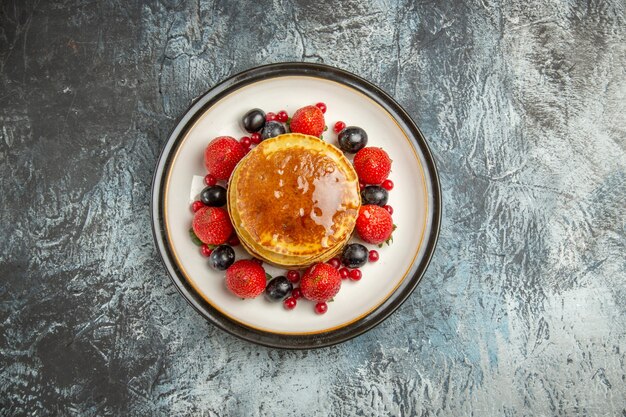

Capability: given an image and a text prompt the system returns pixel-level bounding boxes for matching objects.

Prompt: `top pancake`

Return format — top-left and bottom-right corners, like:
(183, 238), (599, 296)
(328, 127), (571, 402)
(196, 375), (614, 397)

(229, 133), (360, 260)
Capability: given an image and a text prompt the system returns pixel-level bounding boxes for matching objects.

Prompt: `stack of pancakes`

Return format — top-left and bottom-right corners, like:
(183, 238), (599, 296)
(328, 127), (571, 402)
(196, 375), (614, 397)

(228, 133), (361, 268)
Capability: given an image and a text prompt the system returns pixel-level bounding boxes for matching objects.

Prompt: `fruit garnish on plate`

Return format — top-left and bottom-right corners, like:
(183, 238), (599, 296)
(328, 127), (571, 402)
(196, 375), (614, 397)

(242, 108), (266, 133)
(337, 126), (368, 153)
(261, 121), (286, 140)
(209, 245), (235, 271)
(225, 260), (266, 298)
(265, 276), (293, 302)
(204, 136), (247, 180)
(192, 102), (396, 314)
(355, 205), (394, 245)
(192, 206), (233, 246)
(289, 105), (326, 137)
(300, 263), (342, 303)
(200, 185), (227, 207)
(360, 185), (389, 206)
(340, 243), (368, 269)
(353, 147), (392, 185)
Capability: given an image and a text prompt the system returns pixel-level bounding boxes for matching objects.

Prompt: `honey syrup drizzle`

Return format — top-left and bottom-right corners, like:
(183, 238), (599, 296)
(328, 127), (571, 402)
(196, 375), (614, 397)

(237, 147), (358, 248)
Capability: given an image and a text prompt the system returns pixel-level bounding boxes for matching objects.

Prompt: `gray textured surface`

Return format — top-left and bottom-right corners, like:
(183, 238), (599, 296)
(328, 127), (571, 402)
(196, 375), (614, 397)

(1, 0), (625, 415)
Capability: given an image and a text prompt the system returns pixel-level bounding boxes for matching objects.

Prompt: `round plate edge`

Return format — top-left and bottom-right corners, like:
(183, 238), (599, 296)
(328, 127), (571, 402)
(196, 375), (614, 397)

(150, 62), (442, 349)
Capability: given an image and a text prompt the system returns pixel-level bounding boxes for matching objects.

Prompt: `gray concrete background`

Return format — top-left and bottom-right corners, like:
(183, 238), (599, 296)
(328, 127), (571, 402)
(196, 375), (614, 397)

(1, 0), (625, 415)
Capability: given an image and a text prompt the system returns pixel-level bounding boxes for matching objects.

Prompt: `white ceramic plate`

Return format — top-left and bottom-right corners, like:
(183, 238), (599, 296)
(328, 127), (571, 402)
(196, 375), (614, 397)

(152, 63), (441, 348)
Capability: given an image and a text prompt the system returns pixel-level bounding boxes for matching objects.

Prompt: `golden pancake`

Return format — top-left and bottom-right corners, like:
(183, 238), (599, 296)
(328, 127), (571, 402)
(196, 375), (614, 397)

(228, 133), (360, 267)
(229, 171), (351, 267)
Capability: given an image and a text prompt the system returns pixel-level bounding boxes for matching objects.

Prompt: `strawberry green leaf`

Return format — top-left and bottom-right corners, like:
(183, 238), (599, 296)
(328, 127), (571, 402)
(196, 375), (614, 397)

(189, 228), (203, 246)
(382, 225), (397, 246)
(265, 272), (272, 281)
(324, 125), (328, 131)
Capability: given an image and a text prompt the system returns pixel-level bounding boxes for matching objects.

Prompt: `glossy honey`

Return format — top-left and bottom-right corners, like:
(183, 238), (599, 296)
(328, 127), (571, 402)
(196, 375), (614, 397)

(228, 133), (360, 267)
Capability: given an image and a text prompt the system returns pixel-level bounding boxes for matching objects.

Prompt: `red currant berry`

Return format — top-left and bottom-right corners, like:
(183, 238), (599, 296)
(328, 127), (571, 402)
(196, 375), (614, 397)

(349, 269), (362, 281)
(287, 270), (300, 283)
(240, 136), (251, 147)
(191, 201), (204, 212)
(277, 110), (288, 122)
(200, 244), (213, 257)
(328, 257), (341, 269)
(228, 235), (240, 246)
(315, 302), (328, 314)
(250, 133), (261, 144)
(315, 102), (327, 113)
(359, 182), (365, 190)
(368, 250), (379, 262)
(292, 288), (303, 299)
(266, 112), (277, 121)
(339, 268), (349, 279)
(284, 297), (297, 310)
(204, 174), (217, 186)
(384, 205), (393, 215)
(333, 121), (346, 133)
(382, 179), (394, 191)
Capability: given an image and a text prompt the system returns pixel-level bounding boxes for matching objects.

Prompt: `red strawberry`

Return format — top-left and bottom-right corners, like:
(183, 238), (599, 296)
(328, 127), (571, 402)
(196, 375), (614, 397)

(353, 147), (392, 184)
(300, 263), (342, 302)
(355, 205), (394, 245)
(204, 136), (247, 180)
(225, 260), (266, 298)
(192, 206), (233, 245)
(289, 105), (325, 137)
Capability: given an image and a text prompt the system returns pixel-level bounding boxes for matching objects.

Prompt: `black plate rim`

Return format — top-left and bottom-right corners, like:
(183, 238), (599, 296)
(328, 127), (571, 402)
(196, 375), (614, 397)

(151, 62), (441, 349)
